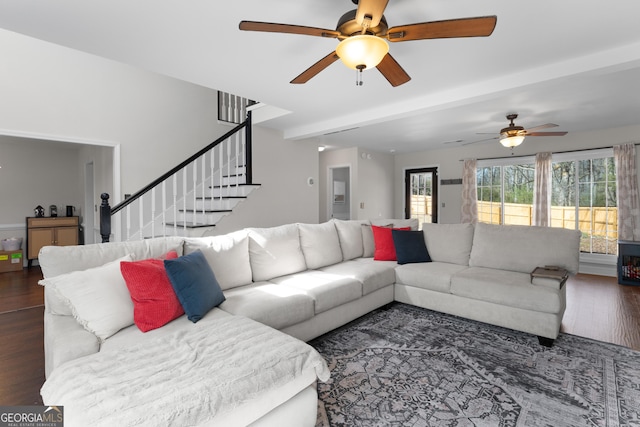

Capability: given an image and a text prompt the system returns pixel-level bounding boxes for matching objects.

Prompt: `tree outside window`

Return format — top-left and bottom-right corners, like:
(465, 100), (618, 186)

(476, 151), (617, 255)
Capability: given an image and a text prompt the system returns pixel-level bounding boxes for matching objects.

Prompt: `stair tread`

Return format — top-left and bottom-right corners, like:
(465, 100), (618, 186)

(196, 196), (247, 200)
(208, 183), (262, 189)
(164, 222), (217, 229)
(179, 209), (233, 213)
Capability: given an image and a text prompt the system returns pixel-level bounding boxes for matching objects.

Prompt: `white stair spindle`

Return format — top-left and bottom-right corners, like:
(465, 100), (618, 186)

(172, 174), (178, 236)
(162, 181), (167, 237)
(183, 168), (188, 231)
(126, 205), (131, 241)
(138, 195), (144, 240)
(151, 188), (156, 238)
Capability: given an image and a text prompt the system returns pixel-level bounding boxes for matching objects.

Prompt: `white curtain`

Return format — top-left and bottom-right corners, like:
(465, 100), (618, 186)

(614, 143), (640, 241)
(460, 159), (478, 223)
(533, 152), (552, 226)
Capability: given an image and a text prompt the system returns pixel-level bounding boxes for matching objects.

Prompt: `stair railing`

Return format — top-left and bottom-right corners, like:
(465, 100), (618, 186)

(100, 112), (252, 243)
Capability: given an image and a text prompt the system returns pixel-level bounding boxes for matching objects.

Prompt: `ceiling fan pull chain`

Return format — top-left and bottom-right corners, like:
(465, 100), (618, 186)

(356, 65), (365, 86)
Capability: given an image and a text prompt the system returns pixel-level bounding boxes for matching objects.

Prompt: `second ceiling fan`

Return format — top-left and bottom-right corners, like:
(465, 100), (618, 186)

(239, 0), (497, 87)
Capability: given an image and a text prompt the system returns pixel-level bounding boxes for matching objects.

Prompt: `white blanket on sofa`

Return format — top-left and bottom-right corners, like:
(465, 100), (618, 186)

(41, 313), (330, 427)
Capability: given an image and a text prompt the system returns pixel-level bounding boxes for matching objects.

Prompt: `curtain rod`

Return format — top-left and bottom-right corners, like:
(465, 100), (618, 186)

(459, 142), (640, 162)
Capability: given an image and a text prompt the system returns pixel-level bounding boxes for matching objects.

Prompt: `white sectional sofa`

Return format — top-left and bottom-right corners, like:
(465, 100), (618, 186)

(37, 219), (580, 426)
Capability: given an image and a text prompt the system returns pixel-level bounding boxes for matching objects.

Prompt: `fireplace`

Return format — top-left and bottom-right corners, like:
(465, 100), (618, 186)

(617, 240), (640, 286)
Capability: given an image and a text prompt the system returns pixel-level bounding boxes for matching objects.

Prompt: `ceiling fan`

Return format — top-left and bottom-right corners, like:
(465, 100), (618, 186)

(473, 113), (568, 148)
(239, 0), (497, 87)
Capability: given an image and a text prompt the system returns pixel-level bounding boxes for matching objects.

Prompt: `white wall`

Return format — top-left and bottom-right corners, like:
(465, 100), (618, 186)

(208, 126), (319, 235)
(0, 29), (230, 201)
(319, 147), (358, 223)
(394, 124), (640, 223)
(0, 136), (83, 250)
(319, 147), (395, 222)
(356, 148), (395, 220)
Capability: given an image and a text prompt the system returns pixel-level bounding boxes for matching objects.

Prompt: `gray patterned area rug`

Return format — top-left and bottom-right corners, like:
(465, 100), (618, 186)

(310, 303), (640, 427)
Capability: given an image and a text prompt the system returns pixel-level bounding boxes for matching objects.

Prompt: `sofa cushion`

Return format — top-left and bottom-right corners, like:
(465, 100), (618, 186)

(319, 259), (396, 295)
(450, 267), (564, 314)
(422, 223), (474, 265)
(333, 219), (367, 260)
(39, 254), (135, 341)
(248, 224), (307, 281)
(298, 222), (343, 269)
(392, 229), (431, 265)
(164, 250), (225, 323)
(120, 252), (184, 332)
(184, 231), (252, 291)
(372, 226), (411, 261)
(39, 236), (184, 279)
(395, 262), (469, 293)
(371, 218), (419, 230)
(469, 223), (581, 274)
(220, 282), (315, 329)
(270, 271), (362, 314)
(362, 223), (376, 257)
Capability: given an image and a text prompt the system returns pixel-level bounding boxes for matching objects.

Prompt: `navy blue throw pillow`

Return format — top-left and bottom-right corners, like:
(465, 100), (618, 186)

(164, 250), (225, 323)
(391, 229), (432, 265)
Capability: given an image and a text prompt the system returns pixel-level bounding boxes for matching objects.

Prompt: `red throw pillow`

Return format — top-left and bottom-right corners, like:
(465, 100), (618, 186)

(371, 225), (411, 261)
(120, 251), (184, 332)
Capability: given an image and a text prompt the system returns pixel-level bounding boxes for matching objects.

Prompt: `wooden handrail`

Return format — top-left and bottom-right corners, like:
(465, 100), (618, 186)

(110, 114), (251, 215)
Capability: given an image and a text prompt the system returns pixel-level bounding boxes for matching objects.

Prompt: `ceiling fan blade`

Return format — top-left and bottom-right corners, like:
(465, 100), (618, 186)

(524, 123), (558, 132)
(525, 131), (568, 136)
(290, 52), (340, 84)
(239, 21), (341, 38)
(376, 53), (411, 87)
(387, 16), (497, 42)
(463, 136), (498, 145)
(356, 0), (389, 28)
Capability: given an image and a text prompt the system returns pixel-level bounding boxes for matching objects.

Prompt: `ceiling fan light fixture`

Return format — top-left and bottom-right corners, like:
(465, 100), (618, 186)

(499, 134), (525, 148)
(336, 35), (389, 70)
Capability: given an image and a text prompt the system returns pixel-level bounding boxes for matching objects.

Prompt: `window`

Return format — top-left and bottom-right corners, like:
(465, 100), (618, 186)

(476, 149), (618, 255)
(551, 149), (617, 255)
(476, 158), (535, 225)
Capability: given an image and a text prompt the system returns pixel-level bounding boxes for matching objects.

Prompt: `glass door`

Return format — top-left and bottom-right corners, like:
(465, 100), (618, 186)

(405, 167), (438, 228)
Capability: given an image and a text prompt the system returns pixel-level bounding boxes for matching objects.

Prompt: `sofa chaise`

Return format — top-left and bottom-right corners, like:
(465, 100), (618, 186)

(37, 219), (580, 426)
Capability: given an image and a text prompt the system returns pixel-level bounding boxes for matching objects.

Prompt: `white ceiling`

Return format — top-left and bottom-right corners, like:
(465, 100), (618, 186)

(1, 0), (639, 153)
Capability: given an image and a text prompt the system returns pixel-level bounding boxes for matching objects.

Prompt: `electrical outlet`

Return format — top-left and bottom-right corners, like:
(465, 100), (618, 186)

(360, 202), (364, 209)
(442, 202), (446, 208)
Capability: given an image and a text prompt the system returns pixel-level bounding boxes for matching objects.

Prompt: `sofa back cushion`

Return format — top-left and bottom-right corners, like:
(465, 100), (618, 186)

(248, 224), (307, 281)
(39, 236), (185, 278)
(298, 222), (343, 269)
(184, 230), (252, 291)
(469, 223), (581, 274)
(333, 219), (368, 260)
(422, 223), (474, 265)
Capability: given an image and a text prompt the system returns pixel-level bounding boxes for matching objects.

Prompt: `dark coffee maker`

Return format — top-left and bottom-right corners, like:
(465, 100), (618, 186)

(66, 206), (75, 217)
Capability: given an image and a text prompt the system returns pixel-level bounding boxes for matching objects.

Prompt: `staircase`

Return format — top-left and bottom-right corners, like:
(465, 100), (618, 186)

(102, 110), (259, 242)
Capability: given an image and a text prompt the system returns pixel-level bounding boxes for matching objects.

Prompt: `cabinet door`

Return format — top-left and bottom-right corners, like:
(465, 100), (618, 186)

(56, 227), (79, 247)
(28, 228), (55, 259)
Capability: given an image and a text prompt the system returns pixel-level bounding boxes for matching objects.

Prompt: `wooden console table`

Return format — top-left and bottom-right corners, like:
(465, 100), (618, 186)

(26, 216), (79, 267)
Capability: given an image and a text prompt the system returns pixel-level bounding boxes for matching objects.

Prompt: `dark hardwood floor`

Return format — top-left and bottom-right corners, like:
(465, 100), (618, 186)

(0, 268), (639, 406)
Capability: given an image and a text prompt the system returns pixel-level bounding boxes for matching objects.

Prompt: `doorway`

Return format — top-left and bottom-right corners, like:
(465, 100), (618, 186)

(405, 167), (438, 227)
(84, 162), (95, 244)
(329, 166), (351, 220)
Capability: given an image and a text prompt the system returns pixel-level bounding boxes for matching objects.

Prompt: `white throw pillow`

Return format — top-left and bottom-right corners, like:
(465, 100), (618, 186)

(184, 231), (252, 291)
(248, 224), (307, 282)
(298, 222), (343, 269)
(39, 254), (134, 341)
